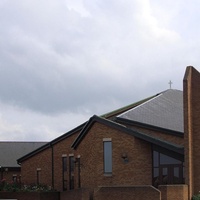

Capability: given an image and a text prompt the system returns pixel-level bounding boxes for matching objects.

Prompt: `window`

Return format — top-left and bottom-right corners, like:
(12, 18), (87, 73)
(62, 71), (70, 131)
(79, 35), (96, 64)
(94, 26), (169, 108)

(62, 156), (67, 191)
(77, 157), (81, 188)
(104, 141), (112, 174)
(69, 156), (74, 190)
(153, 150), (184, 187)
(13, 175), (17, 182)
(36, 168), (41, 185)
(62, 157), (67, 172)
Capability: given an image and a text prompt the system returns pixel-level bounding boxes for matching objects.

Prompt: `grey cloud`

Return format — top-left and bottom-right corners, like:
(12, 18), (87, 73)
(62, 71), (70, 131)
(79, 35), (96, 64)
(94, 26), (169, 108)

(0, 0), (199, 141)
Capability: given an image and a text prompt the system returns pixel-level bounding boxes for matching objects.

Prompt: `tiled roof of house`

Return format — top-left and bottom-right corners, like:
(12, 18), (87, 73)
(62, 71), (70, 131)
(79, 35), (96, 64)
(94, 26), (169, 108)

(117, 89), (183, 133)
(0, 142), (47, 167)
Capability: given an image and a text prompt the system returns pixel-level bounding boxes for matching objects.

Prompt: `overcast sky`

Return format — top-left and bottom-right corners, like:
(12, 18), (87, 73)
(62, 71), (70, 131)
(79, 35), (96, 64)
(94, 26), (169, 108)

(0, 0), (199, 141)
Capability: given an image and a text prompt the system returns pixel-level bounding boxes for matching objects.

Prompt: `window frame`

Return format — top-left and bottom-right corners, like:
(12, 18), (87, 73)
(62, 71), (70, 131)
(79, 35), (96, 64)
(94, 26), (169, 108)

(103, 139), (112, 175)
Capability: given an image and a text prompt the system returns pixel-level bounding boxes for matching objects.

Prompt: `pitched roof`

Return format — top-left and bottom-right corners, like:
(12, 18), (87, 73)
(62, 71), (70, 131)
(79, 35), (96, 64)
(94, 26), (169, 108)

(71, 115), (184, 155)
(0, 142), (47, 167)
(17, 123), (85, 164)
(101, 93), (159, 119)
(117, 89), (183, 132)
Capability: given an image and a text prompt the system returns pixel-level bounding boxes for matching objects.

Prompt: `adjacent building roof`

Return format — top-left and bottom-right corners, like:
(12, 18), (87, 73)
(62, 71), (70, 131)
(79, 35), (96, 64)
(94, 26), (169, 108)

(0, 142), (47, 167)
(117, 89), (183, 133)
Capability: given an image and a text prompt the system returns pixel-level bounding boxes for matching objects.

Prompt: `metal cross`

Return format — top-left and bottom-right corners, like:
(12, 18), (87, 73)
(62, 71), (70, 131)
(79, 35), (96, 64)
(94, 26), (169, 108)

(169, 80), (172, 89)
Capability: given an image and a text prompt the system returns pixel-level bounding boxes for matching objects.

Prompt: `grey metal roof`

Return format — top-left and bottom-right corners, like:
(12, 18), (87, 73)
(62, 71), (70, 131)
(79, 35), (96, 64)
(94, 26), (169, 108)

(117, 89), (183, 132)
(0, 142), (47, 167)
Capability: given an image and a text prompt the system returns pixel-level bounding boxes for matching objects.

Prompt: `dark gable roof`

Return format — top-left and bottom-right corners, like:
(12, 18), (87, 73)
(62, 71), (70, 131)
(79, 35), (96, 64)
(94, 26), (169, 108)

(117, 89), (183, 133)
(71, 115), (184, 155)
(0, 142), (47, 167)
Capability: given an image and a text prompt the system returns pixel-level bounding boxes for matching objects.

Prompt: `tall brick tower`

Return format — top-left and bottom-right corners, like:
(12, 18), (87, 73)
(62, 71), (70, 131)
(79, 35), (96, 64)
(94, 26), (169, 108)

(184, 66), (200, 199)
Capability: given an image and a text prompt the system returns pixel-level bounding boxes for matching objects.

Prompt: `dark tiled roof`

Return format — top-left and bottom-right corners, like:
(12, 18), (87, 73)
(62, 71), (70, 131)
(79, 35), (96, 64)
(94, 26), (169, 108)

(0, 142), (47, 167)
(117, 89), (183, 132)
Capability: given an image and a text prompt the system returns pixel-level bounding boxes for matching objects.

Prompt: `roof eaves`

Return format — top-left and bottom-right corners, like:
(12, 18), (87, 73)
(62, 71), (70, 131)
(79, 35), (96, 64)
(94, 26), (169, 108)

(71, 115), (98, 149)
(71, 115), (126, 149)
(51, 122), (86, 145)
(17, 143), (51, 164)
(17, 122), (87, 164)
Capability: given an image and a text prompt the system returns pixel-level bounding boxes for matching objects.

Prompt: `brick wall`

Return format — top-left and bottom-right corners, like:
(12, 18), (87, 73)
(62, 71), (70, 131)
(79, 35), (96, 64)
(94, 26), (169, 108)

(75, 122), (152, 190)
(53, 132), (79, 191)
(20, 147), (52, 187)
(60, 189), (90, 200)
(0, 192), (60, 200)
(184, 66), (200, 198)
(93, 186), (161, 200)
(159, 185), (188, 200)
(1, 169), (21, 183)
(126, 125), (184, 146)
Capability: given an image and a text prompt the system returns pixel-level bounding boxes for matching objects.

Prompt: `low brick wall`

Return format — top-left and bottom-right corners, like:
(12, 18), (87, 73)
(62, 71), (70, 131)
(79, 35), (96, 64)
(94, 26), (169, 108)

(0, 192), (60, 200)
(159, 185), (188, 200)
(93, 185), (161, 200)
(60, 188), (90, 200)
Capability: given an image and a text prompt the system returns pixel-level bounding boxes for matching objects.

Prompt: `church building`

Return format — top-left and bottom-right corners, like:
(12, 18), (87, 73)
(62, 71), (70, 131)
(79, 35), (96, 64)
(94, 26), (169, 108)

(17, 66), (200, 200)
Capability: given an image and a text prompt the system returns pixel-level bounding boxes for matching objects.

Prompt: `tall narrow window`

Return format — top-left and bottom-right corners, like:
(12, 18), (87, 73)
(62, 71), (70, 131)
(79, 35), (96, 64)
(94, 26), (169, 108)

(77, 157), (81, 188)
(12, 175), (17, 182)
(63, 157), (67, 172)
(36, 168), (41, 185)
(103, 140), (112, 174)
(69, 156), (74, 190)
(62, 156), (67, 191)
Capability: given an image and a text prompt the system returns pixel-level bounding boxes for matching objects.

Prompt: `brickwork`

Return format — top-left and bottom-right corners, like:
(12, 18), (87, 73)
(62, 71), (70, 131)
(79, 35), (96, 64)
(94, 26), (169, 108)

(126, 124), (184, 146)
(53, 132), (79, 191)
(159, 185), (188, 200)
(93, 186), (161, 200)
(60, 189), (90, 200)
(75, 122), (152, 190)
(1, 169), (21, 183)
(0, 192), (60, 200)
(20, 147), (52, 187)
(184, 66), (200, 199)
